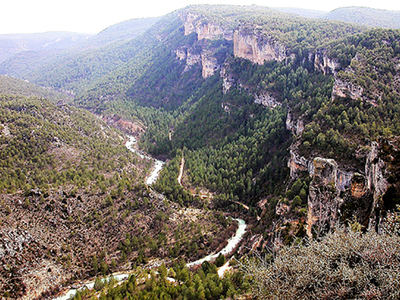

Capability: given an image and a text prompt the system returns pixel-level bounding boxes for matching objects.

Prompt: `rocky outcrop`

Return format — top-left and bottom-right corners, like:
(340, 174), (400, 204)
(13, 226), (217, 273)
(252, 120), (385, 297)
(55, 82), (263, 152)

(302, 138), (400, 237)
(286, 112), (304, 136)
(288, 150), (309, 179)
(0, 123), (10, 136)
(220, 63), (235, 94)
(254, 92), (280, 108)
(366, 142), (389, 201)
(175, 46), (202, 72)
(365, 141), (396, 231)
(221, 102), (231, 113)
(201, 50), (219, 78)
(306, 157), (350, 237)
(332, 77), (364, 101)
(313, 49), (340, 75)
(175, 48), (187, 61)
(182, 12), (233, 40)
(233, 29), (287, 64)
(186, 49), (202, 69)
(175, 45), (221, 79)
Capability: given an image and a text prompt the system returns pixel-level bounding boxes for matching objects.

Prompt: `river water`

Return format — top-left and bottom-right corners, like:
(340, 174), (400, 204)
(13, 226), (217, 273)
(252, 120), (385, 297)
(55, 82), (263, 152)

(125, 136), (165, 185)
(53, 137), (247, 300)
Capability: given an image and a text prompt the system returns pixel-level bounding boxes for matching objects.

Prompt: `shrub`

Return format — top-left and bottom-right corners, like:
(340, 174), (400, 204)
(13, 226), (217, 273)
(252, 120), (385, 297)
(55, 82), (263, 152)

(243, 228), (400, 299)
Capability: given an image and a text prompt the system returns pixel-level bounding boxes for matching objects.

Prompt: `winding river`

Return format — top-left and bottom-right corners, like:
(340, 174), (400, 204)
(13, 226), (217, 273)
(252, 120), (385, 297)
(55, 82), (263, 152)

(53, 136), (247, 300)
(125, 136), (165, 185)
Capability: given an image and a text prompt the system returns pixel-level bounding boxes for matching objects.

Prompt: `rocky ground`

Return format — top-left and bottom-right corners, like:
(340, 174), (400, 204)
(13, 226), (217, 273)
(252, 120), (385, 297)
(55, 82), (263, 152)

(0, 185), (235, 299)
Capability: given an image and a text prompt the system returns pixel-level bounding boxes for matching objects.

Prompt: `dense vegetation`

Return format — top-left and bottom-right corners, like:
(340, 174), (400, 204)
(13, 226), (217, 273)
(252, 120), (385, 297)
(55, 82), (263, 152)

(325, 6), (400, 29)
(2, 4), (400, 299)
(73, 261), (249, 300)
(0, 94), (140, 194)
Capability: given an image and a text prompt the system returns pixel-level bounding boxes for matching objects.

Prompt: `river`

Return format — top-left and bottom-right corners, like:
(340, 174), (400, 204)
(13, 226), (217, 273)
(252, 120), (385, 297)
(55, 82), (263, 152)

(125, 136), (165, 185)
(53, 136), (247, 300)
(54, 218), (246, 300)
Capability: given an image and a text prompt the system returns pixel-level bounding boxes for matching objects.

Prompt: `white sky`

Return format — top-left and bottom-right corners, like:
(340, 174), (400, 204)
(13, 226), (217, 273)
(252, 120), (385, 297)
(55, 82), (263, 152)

(1, 0), (400, 34)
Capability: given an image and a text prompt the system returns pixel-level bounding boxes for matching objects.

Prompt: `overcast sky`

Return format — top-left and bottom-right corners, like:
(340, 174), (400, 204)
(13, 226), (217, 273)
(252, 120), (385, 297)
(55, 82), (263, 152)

(1, 0), (400, 35)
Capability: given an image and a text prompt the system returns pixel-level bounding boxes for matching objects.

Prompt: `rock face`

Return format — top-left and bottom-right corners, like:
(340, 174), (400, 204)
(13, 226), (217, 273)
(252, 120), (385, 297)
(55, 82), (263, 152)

(254, 92), (280, 108)
(332, 77), (364, 100)
(233, 29), (287, 64)
(220, 63), (235, 94)
(175, 45), (219, 79)
(286, 112), (304, 136)
(183, 12), (233, 40)
(288, 150), (309, 179)
(296, 138), (400, 237)
(201, 50), (219, 78)
(306, 157), (353, 237)
(285, 112), (395, 237)
(313, 49), (340, 75)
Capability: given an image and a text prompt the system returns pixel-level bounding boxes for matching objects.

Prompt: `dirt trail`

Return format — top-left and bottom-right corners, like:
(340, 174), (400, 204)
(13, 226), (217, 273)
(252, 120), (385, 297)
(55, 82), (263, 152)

(177, 156), (185, 186)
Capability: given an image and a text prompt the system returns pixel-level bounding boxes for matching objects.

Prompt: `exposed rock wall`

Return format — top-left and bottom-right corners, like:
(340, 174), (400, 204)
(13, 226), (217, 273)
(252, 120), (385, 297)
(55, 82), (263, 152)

(201, 50), (219, 78)
(313, 49), (340, 75)
(220, 63), (234, 94)
(290, 139), (397, 238)
(332, 77), (364, 100)
(183, 12), (233, 40)
(254, 92), (280, 108)
(175, 45), (217, 78)
(286, 112), (304, 136)
(233, 30), (287, 64)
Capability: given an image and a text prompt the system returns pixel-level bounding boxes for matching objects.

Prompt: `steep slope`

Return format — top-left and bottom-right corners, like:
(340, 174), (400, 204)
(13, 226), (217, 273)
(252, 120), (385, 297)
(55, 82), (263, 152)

(44, 5), (398, 234)
(0, 17), (159, 89)
(0, 80), (232, 298)
(0, 75), (72, 102)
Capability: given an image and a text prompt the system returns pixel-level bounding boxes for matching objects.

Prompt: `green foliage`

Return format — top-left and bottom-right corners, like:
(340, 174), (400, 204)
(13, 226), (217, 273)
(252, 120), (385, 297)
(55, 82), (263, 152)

(75, 262), (249, 300)
(184, 5), (364, 52)
(0, 94), (138, 193)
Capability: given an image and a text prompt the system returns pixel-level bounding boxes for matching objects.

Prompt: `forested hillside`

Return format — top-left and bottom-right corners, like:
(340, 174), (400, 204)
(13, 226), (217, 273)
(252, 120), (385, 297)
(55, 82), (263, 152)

(0, 17), (158, 90)
(0, 78), (234, 299)
(325, 6), (400, 29)
(8, 4), (397, 242)
(277, 6), (400, 29)
(1, 4), (400, 299)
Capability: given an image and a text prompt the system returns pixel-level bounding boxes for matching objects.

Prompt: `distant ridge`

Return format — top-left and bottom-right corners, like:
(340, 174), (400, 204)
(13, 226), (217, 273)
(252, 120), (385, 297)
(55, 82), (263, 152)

(275, 6), (400, 29)
(325, 6), (400, 29)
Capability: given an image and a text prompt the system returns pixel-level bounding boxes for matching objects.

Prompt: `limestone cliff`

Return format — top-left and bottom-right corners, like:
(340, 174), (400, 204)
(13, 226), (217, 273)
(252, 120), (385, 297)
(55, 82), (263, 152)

(332, 77), (364, 101)
(233, 29), (287, 64)
(220, 63), (235, 94)
(201, 50), (219, 78)
(287, 138), (399, 238)
(175, 45), (220, 79)
(313, 49), (340, 75)
(254, 92), (280, 108)
(182, 12), (233, 40)
(286, 112), (304, 137)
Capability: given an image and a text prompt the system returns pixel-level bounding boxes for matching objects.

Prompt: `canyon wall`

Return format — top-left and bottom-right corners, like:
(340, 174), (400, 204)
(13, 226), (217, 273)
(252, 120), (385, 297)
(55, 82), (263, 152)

(233, 29), (287, 64)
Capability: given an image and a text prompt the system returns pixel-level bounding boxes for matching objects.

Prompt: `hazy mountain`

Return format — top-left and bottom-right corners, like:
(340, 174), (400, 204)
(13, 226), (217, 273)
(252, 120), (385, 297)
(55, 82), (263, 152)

(0, 31), (91, 63)
(325, 6), (400, 29)
(0, 17), (160, 82)
(274, 7), (326, 18)
(276, 6), (400, 29)
(89, 17), (160, 46)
